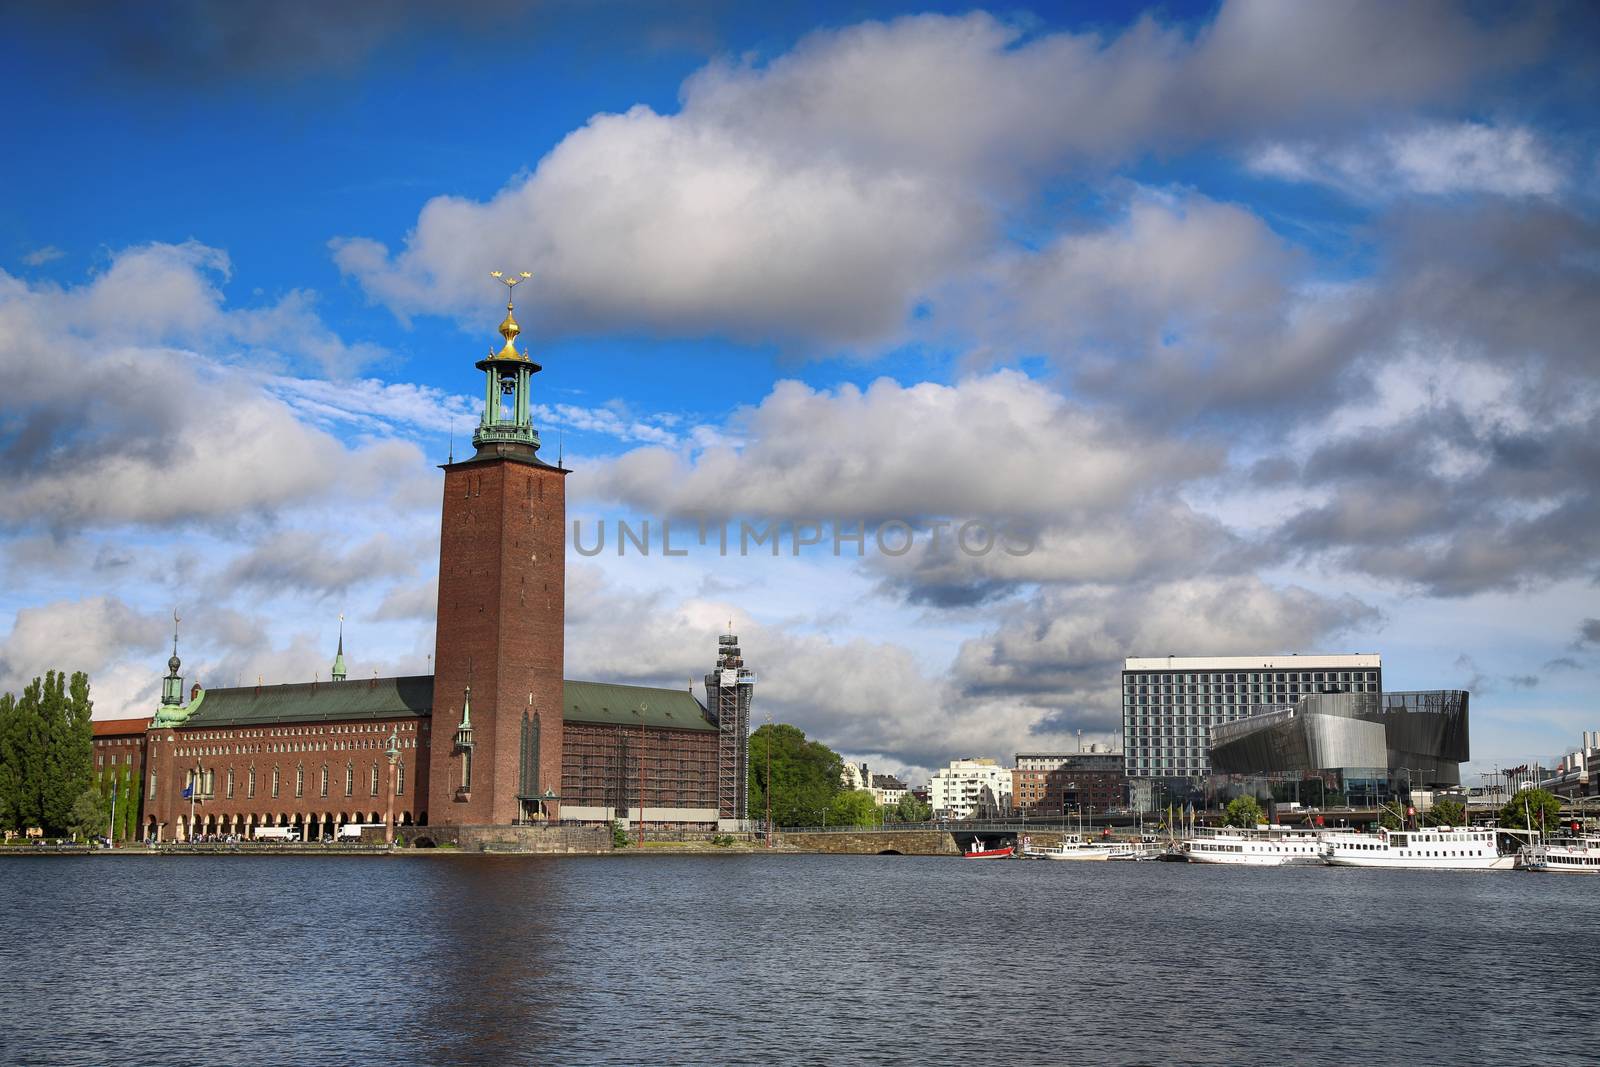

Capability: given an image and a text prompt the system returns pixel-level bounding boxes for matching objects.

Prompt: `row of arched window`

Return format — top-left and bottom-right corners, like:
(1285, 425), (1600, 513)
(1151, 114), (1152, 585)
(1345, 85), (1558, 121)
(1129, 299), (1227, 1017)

(183, 761), (407, 801)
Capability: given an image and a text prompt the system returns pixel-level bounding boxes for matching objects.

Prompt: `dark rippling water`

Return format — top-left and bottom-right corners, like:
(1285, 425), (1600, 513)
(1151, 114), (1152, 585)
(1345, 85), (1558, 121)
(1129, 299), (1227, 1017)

(2, 853), (1595, 1066)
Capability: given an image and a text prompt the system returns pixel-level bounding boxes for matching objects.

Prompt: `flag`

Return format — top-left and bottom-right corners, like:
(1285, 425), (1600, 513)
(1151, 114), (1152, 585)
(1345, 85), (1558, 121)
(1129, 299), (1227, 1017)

(181, 783), (194, 799)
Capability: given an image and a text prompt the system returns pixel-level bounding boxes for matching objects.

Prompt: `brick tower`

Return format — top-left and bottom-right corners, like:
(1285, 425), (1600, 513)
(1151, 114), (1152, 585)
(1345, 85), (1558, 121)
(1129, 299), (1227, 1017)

(429, 273), (567, 826)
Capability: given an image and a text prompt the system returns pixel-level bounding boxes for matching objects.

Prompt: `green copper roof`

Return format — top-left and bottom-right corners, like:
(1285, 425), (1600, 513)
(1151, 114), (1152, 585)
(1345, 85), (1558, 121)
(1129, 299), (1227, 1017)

(176, 676), (434, 728)
(563, 680), (715, 731)
(157, 676), (711, 732)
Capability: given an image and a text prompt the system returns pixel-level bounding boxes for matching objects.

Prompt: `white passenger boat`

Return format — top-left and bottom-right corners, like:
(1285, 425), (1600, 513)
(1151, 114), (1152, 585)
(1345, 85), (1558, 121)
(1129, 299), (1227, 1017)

(1108, 839), (1164, 861)
(1319, 826), (1515, 870)
(1021, 834), (1117, 861)
(1518, 835), (1600, 874)
(1181, 825), (1324, 866)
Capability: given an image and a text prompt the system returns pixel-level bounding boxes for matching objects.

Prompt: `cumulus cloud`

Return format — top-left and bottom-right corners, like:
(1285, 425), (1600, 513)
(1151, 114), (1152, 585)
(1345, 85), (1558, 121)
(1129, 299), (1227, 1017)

(0, 596), (167, 697)
(951, 576), (1382, 727)
(870, 499), (1253, 608)
(0, 243), (430, 531)
(218, 530), (422, 597)
(335, 3), (1542, 346)
(947, 189), (1369, 422)
(579, 370), (1218, 521)
(1248, 121), (1566, 198)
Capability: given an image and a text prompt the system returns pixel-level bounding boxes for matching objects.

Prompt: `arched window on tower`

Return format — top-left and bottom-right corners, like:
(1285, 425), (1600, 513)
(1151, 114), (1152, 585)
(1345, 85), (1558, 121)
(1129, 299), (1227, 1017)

(247, 767), (255, 798)
(345, 762), (354, 797)
(370, 763), (379, 797)
(295, 764), (304, 798)
(320, 765), (329, 798)
(226, 768), (235, 799)
(397, 762), (405, 796)
(271, 767), (280, 798)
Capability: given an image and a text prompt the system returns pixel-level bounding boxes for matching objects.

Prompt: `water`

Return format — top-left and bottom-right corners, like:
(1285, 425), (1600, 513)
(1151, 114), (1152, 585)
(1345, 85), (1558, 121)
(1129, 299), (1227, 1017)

(2, 853), (1594, 1065)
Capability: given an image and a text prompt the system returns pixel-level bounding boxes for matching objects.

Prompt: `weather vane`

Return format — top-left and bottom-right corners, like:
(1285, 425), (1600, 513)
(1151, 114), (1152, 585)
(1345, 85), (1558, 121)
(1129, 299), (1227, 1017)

(490, 270), (532, 292)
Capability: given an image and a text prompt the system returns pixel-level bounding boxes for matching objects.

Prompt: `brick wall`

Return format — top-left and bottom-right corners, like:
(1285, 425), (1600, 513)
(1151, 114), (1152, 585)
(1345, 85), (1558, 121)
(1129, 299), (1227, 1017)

(431, 456), (568, 825)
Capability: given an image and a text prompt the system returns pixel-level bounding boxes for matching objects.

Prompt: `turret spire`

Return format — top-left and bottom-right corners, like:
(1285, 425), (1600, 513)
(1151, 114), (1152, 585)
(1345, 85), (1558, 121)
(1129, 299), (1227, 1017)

(161, 609), (185, 707)
(331, 613), (348, 682)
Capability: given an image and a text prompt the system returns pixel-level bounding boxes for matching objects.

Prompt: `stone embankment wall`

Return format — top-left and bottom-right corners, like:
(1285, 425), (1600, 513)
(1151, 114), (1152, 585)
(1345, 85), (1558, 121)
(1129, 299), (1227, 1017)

(401, 824), (612, 853)
(781, 831), (962, 855)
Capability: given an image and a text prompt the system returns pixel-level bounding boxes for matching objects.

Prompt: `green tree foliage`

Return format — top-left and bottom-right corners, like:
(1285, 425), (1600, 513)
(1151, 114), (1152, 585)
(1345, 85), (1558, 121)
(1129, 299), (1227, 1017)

(747, 723), (844, 827)
(1499, 788), (1563, 831)
(97, 765), (140, 841)
(0, 671), (94, 834)
(828, 789), (879, 827)
(68, 786), (107, 842)
(893, 792), (932, 823)
(1223, 795), (1264, 828)
(1426, 798), (1468, 827)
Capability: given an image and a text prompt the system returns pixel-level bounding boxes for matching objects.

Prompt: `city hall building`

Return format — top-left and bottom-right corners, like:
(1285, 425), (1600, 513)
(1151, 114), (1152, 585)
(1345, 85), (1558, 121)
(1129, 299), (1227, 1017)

(120, 286), (755, 843)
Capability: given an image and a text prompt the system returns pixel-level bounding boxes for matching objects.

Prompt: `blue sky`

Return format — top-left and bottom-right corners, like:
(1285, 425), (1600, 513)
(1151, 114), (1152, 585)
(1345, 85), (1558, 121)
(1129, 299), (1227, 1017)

(2, 1), (1597, 784)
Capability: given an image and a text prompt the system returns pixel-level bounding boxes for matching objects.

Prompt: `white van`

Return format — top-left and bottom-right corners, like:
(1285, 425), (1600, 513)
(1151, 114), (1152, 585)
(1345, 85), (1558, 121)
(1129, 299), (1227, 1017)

(337, 823), (385, 841)
(253, 826), (300, 842)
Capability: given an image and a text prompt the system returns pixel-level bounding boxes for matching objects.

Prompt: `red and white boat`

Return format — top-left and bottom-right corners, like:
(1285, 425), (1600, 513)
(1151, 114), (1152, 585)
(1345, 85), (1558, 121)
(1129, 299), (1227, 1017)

(963, 838), (1013, 859)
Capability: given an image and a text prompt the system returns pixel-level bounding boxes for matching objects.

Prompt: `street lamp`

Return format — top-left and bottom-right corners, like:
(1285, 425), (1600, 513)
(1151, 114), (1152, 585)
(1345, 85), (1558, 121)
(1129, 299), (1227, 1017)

(384, 727), (400, 846)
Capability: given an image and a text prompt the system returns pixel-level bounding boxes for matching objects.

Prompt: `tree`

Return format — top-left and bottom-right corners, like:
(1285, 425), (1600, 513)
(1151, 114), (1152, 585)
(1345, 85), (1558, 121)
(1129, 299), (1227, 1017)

(67, 786), (107, 842)
(828, 789), (879, 828)
(1426, 798), (1467, 827)
(1500, 788), (1563, 831)
(747, 723), (844, 827)
(38, 671), (94, 835)
(0, 691), (20, 830)
(1224, 796), (1263, 828)
(0, 672), (95, 834)
(893, 792), (932, 823)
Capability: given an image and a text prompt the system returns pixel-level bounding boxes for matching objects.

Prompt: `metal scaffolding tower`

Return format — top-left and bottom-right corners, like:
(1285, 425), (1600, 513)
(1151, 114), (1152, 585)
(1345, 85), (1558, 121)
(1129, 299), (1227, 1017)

(707, 629), (756, 829)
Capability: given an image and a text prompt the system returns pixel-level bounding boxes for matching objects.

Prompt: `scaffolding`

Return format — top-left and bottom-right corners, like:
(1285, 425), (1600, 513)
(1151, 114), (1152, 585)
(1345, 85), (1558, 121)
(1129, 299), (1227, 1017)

(706, 631), (756, 826)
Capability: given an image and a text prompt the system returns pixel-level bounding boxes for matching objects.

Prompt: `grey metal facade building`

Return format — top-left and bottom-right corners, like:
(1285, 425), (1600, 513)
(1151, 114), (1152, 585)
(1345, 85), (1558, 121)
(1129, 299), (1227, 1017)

(1122, 655), (1382, 780)
(1208, 690), (1469, 800)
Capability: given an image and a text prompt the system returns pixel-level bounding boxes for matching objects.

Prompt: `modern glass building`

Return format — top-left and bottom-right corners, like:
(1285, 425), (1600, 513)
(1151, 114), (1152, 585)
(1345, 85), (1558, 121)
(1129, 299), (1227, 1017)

(1122, 654), (1382, 782)
(1208, 690), (1469, 805)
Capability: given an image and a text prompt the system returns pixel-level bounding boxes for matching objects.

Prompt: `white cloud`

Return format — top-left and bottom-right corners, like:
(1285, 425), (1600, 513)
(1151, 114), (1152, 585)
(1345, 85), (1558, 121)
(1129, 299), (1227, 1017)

(1248, 121), (1565, 198)
(335, 4), (1537, 347)
(21, 246), (64, 267)
(0, 244), (431, 530)
(578, 370), (1219, 521)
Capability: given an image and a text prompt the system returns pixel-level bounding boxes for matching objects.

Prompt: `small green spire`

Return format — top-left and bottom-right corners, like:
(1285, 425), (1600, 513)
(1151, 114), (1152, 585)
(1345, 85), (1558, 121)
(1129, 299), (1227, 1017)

(331, 613), (348, 682)
(161, 610), (185, 707)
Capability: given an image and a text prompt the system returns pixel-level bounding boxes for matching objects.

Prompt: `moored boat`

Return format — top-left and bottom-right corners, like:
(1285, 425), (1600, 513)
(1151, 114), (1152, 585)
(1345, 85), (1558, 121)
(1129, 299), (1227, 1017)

(1518, 835), (1600, 873)
(1107, 839), (1164, 861)
(1021, 833), (1117, 861)
(963, 838), (1014, 859)
(1182, 825), (1323, 866)
(1319, 826), (1515, 870)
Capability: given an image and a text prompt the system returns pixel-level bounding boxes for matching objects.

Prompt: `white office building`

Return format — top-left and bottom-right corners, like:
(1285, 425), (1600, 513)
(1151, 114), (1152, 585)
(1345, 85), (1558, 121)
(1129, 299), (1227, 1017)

(928, 758), (1012, 819)
(1123, 654), (1382, 780)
